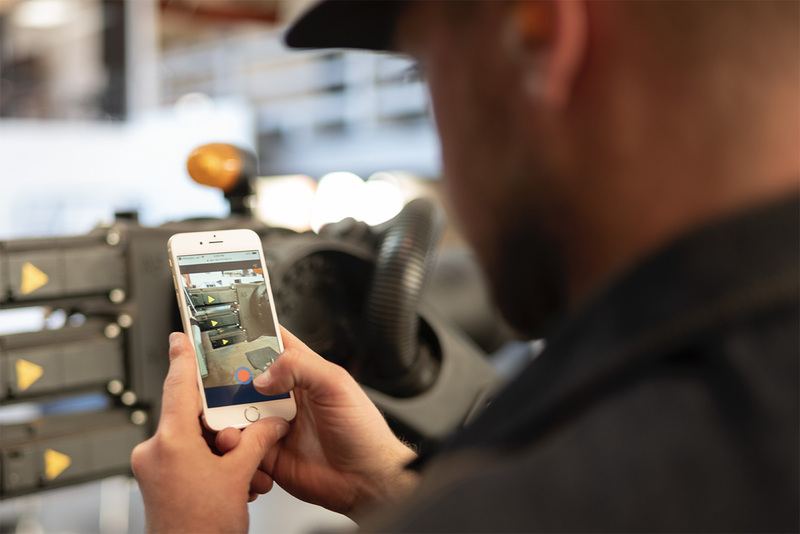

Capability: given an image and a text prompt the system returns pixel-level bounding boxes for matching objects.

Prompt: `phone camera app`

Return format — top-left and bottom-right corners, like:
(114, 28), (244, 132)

(177, 250), (282, 407)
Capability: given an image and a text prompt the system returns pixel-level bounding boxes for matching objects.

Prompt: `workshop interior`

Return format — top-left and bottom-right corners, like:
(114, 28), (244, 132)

(0, 1), (533, 532)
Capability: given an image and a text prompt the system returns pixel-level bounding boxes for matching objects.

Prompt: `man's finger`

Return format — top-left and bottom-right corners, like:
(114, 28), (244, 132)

(249, 469), (275, 496)
(158, 332), (203, 433)
(279, 325), (312, 351)
(254, 334), (360, 408)
(228, 417), (289, 473)
(216, 426), (241, 454)
(271, 325), (338, 396)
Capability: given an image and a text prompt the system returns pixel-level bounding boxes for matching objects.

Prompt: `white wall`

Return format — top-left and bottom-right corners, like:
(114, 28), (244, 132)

(0, 98), (255, 239)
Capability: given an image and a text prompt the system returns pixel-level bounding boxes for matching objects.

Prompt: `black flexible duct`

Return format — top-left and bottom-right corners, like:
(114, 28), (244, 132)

(364, 197), (443, 397)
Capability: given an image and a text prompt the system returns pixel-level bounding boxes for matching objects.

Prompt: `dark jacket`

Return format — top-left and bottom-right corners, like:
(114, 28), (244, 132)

(368, 195), (799, 533)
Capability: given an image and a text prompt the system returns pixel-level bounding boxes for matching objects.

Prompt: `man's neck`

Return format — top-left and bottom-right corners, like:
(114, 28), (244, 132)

(560, 90), (800, 307)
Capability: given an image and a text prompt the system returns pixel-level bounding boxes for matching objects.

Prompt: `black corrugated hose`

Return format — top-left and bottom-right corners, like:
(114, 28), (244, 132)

(365, 197), (443, 397)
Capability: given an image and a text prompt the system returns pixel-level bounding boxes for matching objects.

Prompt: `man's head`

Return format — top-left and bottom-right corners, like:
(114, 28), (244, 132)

(289, 0), (800, 335)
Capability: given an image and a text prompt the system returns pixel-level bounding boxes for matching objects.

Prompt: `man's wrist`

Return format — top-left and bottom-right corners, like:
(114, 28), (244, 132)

(350, 442), (420, 520)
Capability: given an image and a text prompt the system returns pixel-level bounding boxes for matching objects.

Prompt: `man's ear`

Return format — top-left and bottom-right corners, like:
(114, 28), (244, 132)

(508, 0), (587, 109)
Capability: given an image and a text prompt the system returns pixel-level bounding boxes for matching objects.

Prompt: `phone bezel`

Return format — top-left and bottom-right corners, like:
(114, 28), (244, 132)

(168, 229), (296, 430)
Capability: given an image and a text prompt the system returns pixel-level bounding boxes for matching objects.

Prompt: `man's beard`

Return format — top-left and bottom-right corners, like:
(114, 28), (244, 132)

(485, 220), (567, 338)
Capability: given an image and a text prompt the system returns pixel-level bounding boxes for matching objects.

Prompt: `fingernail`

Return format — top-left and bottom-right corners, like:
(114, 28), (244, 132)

(169, 332), (181, 346)
(276, 421), (290, 439)
(254, 370), (271, 388)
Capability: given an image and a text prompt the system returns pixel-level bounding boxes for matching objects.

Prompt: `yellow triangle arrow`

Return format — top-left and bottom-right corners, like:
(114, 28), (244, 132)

(44, 448), (71, 480)
(207, 295), (215, 303)
(21, 262), (49, 295)
(16, 359), (43, 391)
(211, 320), (218, 327)
(221, 339), (229, 345)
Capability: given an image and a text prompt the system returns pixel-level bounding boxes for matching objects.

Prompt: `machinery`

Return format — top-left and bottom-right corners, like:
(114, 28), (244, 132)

(0, 144), (509, 499)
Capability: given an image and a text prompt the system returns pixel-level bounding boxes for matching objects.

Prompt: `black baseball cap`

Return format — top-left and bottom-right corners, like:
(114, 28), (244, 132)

(284, 0), (407, 51)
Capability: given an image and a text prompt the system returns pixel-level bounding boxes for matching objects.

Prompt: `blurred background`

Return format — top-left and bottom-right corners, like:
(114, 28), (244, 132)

(0, 1), (531, 532)
(0, 0), (439, 239)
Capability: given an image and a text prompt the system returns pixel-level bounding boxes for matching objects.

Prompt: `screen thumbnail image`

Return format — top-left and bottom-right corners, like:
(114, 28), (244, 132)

(181, 267), (280, 389)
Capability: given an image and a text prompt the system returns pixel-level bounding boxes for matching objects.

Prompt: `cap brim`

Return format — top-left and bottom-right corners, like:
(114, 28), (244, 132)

(285, 0), (406, 51)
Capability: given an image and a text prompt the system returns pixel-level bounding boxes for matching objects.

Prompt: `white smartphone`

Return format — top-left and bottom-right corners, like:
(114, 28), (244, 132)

(167, 229), (296, 431)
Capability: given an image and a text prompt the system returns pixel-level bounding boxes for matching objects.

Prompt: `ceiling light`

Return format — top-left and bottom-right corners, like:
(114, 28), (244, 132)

(12, 0), (74, 29)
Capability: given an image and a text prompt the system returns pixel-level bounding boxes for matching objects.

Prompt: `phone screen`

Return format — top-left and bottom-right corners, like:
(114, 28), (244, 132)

(176, 249), (290, 408)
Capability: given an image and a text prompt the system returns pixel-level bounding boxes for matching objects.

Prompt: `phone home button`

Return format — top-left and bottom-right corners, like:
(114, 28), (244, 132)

(244, 406), (261, 422)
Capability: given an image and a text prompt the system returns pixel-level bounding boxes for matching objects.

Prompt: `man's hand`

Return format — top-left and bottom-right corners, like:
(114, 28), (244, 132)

(216, 327), (420, 520)
(131, 332), (289, 534)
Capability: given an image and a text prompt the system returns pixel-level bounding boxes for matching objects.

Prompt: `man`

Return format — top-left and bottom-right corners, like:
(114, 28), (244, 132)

(132, 0), (799, 531)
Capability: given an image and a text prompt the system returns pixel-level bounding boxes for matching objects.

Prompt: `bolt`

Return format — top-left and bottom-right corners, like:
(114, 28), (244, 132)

(107, 379), (124, 395)
(121, 391), (137, 406)
(109, 289), (126, 304)
(131, 410), (148, 426)
(106, 229), (121, 246)
(105, 323), (122, 339)
(117, 314), (133, 328)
